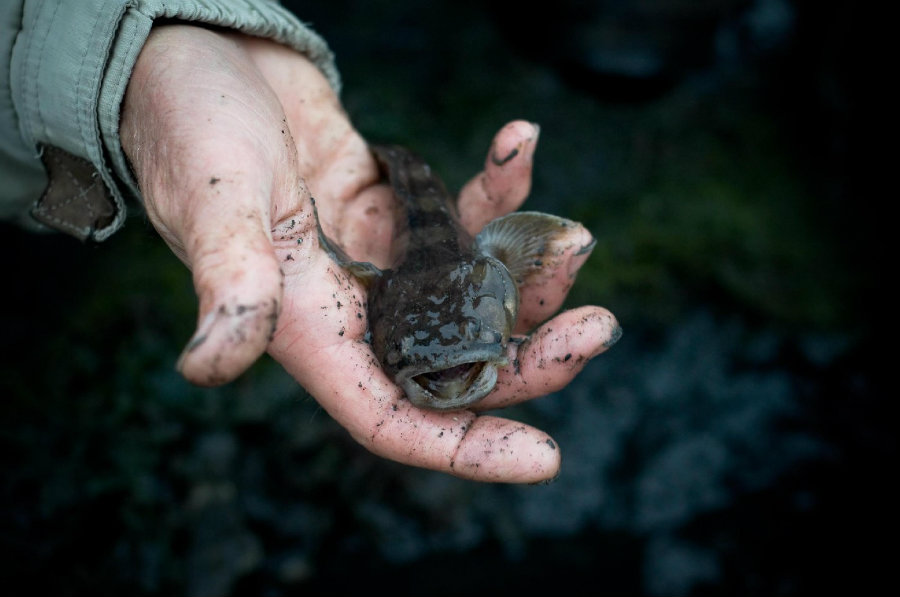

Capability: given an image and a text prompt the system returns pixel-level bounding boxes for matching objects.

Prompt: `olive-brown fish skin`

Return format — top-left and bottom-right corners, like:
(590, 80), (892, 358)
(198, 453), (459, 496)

(316, 144), (587, 410)
(366, 146), (518, 410)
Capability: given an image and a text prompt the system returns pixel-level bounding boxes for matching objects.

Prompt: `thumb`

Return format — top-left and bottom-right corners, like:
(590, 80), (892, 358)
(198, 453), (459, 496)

(119, 25), (302, 386)
(174, 187), (285, 386)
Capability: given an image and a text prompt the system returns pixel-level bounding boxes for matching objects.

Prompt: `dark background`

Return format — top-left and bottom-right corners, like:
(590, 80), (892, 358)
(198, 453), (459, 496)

(1, 1), (890, 595)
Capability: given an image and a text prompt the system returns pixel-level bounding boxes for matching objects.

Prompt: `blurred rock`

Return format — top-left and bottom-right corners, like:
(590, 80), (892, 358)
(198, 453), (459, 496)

(488, 0), (795, 100)
(185, 483), (262, 597)
(643, 534), (720, 597)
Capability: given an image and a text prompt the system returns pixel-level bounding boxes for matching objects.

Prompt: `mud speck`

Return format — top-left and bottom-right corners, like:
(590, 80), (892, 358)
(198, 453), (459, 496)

(491, 146), (519, 166)
(236, 304), (259, 316)
(604, 324), (624, 348)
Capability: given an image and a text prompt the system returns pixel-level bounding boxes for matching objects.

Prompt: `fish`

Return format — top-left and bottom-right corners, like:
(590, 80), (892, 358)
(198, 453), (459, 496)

(316, 144), (585, 410)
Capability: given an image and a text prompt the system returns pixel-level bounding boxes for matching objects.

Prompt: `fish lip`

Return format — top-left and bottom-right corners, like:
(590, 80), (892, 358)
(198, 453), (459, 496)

(395, 344), (507, 410)
(396, 343), (505, 377)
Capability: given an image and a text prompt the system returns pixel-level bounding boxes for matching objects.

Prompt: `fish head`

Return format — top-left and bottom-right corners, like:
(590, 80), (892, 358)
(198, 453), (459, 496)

(377, 254), (519, 411)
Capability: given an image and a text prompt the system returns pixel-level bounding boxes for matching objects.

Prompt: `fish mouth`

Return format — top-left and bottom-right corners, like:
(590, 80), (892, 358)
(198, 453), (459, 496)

(397, 347), (505, 410)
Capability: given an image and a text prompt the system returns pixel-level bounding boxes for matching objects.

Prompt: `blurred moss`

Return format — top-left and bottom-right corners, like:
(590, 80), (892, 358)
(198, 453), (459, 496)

(567, 81), (847, 329)
(0, 220), (331, 593)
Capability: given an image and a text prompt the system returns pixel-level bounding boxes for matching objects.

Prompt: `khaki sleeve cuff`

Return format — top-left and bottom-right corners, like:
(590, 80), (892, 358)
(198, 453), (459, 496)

(10, 0), (339, 241)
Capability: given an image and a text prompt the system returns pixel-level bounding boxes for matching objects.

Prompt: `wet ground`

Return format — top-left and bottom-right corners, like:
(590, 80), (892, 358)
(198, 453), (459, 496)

(1, 1), (890, 595)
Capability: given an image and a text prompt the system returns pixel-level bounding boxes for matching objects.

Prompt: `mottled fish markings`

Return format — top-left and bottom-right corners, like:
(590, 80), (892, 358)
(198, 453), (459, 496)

(317, 145), (581, 410)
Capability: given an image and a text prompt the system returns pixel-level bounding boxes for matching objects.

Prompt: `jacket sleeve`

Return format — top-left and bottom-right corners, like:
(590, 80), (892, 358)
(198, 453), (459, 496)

(1, 0), (340, 241)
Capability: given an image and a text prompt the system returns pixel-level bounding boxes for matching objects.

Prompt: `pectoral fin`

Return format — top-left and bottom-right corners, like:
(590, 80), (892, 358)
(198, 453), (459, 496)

(312, 198), (383, 287)
(474, 211), (587, 285)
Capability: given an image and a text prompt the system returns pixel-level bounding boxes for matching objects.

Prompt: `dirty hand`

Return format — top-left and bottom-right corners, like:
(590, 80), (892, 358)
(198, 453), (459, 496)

(121, 24), (619, 483)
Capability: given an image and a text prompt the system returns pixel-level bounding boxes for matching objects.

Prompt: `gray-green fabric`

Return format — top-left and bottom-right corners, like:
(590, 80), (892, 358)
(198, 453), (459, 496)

(1, 0), (339, 240)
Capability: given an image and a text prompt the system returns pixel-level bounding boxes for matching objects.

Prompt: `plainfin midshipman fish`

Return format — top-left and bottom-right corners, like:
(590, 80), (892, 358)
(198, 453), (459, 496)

(317, 145), (589, 410)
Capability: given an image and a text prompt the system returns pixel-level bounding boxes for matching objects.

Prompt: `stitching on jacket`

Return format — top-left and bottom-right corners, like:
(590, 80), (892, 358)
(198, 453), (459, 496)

(103, 8), (141, 155)
(34, 151), (103, 237)
(35, 0), (61, 146)
(16, 0), (46, 147)
(75, 2), (107, 159)
(105, 12), (137, 118)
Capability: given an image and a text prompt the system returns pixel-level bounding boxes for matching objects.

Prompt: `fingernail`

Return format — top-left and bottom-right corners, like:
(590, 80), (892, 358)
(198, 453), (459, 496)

(524, 122), (540, 162)
(567, 237), (596, 279)
(574, 236), (597, 256)
(176, 309), (219, 372)
(586, 316), (623, 360)
(530, 469), (560, 486)
(603, 324), (623, 349)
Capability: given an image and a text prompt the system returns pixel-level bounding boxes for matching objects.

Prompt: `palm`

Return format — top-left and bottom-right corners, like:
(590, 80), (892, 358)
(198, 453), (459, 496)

(122, 25), (619, 482)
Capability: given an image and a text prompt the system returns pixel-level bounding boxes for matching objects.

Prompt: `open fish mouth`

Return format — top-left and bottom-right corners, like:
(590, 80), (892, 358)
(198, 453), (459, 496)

(397, 348), (506, 410)
(414, 361), (487, 398)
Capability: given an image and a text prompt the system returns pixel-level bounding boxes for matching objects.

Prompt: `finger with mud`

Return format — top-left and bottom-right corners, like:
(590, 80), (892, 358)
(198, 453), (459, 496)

(458, 120), (539, 234)
(178, 227), (284, 386)
(272, 319), (561, 483)
(514, 219), (597, 334)
(477, 306), (622, 410)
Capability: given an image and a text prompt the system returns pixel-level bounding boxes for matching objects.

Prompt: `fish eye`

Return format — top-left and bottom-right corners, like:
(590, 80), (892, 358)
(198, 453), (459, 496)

(475, 257), (519, 325)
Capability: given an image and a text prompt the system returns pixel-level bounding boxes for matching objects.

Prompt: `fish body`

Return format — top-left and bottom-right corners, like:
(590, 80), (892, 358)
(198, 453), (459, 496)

(318, 145), (578, 410)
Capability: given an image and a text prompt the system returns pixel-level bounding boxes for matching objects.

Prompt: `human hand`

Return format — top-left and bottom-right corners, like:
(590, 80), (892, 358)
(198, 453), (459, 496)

(121, 24), (619, 483)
